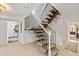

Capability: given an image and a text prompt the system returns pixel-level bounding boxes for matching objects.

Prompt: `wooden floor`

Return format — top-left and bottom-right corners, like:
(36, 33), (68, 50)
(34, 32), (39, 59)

(57, 46), (77, 56)
(0, 41), (78, 56)
(0, 42), (45, 56)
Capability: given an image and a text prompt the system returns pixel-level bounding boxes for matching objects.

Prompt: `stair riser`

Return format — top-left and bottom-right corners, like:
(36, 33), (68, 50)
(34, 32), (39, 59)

(36, 42), (47, 47)
(34, 32), (45, 33)
(38, 37), (47, 39)
(35, 33), (45, 35)
(34, 30), (44, 32)
(36, 35), (45, 37)
(36, 39), (45, 42)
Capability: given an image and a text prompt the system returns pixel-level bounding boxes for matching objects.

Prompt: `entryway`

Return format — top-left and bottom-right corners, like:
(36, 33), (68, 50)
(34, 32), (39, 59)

(7, 21), (19, 43)
(65, 22), (79, 54)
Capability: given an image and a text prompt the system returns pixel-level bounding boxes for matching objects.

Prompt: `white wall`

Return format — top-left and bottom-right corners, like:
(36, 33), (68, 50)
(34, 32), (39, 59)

(51, 16), (79, 46)
(19, 4), (45, 44)
(0, 20), (7, 45)
(49, 3), (79, 46)
(22, 30), (36, 44)
(19, 16), (37, 44)
(50, 16), (67, 46)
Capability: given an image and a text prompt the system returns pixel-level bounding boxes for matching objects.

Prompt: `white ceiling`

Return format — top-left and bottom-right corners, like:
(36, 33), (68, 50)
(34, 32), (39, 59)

(0, 3), (79, 21)
(53, 3), (79, 18)
(0, 3), (40, 21)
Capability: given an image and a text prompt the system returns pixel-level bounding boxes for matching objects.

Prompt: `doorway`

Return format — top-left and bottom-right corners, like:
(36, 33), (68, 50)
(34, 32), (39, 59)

(65, 22), (79, 53)
(7, 21), (19, 43)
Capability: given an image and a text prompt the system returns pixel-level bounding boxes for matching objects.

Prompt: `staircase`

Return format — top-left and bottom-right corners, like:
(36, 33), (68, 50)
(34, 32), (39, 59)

(29, 3), (60, 56)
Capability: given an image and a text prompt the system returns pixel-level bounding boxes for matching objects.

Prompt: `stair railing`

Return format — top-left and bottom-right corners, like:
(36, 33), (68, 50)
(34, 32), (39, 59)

(42, 19), (56, 35)
(40, 16), (57, 46)
(40, 3), (58, 33)
(31, 14), (48, 34)
(39, 3), (57, 47)
(31, 13), (52, 56)
(31, 3), (57, 56)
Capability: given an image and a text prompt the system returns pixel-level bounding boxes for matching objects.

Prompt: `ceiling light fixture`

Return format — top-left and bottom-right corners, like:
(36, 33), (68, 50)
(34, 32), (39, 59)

(0, 4), (9, 12)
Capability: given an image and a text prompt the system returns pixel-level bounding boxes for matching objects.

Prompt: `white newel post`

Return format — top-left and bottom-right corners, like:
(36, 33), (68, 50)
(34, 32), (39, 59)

(48, 30), (51, 56)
